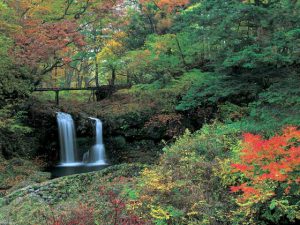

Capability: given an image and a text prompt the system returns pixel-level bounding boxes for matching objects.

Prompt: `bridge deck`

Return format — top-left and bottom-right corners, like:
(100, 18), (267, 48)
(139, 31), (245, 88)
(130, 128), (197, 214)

(33, 84), (131, 105)
(34, 84), (130, 92)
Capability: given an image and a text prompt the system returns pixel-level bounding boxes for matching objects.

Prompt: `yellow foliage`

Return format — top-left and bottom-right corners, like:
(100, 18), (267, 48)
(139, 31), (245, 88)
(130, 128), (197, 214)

(113, 31), (127, 39)
(140, 168), (176, 192)
(150, 206), (170, 220)
(97, 47), (114, 60)
(97, 39), (124, 61)
(107, 39), (123, 50)
(187, 211), (198, 216)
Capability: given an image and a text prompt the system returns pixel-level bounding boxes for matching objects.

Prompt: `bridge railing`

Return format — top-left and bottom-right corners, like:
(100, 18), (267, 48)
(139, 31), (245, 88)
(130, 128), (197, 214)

(33, 84), (131, 105)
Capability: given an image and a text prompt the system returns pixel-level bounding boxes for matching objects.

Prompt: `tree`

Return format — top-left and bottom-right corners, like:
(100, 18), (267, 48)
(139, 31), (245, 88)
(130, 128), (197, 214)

(8, 0), (88, 86)
(0, 1), (30, 105)
(9, 0), (124, 87)
(177, 0), (300, 81)
(97, 32), (127, 86)
(139, 0), (189, 34)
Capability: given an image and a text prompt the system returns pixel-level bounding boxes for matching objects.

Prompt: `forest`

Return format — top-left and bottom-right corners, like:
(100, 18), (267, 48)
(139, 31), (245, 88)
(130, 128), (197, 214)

(0, 0), (300, 224)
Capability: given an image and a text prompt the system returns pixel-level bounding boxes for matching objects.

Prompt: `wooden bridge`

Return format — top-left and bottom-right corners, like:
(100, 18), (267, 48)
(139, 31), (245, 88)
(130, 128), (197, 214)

(34, 84), (131, 105)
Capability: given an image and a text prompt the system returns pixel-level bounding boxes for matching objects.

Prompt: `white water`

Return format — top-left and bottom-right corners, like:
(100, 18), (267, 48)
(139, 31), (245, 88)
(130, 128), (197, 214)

(85, 117), (107, 165)
(57, 112), (81, 166)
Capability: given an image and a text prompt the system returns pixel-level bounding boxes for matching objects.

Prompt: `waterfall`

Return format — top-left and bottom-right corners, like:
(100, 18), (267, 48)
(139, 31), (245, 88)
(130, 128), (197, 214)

(56, 112), (107, 170)
(56, 112), (80, 166)
(86, 117), (107, 165)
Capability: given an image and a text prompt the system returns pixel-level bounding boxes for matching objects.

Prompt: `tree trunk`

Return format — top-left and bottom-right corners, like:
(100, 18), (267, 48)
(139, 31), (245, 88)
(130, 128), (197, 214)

(147, 15), (157, 33)
(110, 67), (116, 86)
(84, 77), (90, 88)
(95, 57), (99, 87)
(126, 70), (131, 85)
(65, 68), (73, 88)
(175, 36), (187, 68)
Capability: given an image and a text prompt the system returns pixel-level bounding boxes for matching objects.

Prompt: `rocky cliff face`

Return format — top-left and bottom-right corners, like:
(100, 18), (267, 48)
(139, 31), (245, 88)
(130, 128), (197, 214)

(27, 98), (194, 166)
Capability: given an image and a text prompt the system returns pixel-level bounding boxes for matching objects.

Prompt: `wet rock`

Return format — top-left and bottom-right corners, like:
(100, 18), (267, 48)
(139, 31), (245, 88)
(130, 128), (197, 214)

(10, 158), (24, 166)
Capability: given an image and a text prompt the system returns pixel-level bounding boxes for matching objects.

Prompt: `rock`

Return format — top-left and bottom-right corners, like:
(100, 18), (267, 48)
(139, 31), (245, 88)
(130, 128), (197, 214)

(30, 172), (51, 183)
(10, 158), (24, 166)
(14, 197), (23, 205)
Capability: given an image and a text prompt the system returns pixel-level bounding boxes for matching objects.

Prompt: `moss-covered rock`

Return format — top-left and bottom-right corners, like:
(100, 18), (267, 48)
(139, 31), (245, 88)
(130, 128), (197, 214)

(0, 158), (50, 197)
(27, 100), (174, 165)
(0, 164), (146, 225)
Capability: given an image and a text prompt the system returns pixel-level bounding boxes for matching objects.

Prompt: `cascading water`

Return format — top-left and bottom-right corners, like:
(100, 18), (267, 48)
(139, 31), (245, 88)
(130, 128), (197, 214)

(53, 113), (108, 177)
(84, 118), (107, 165)
(56, 112), (80, 166)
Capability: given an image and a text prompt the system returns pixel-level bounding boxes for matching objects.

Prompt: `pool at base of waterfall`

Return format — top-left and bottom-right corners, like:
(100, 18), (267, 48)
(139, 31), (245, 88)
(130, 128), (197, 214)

(50, 164), (110, 178)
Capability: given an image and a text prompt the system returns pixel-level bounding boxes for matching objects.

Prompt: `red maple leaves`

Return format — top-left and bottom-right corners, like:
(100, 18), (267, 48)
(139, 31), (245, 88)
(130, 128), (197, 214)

(230, 126), (300, 202)
(14, 19), (85, 67)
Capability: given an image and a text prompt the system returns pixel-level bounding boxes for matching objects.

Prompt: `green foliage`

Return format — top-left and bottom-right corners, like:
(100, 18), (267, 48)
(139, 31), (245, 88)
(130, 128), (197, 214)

(124, 32), (192, 83)
(218, 102), (249, 123)
(0, 164), (146, 225)
(0, 11), (33, 159)
(128, 125), (241, 224)
(216, 74), (300, 136)
(0, 158), (48, 197)
(0, 108), (31, 134)
(0, 35), (31, 107)
(0, 105), (35, 158)
(122, 69), (207, 113)
(177, 0), (300, 78)
(176, 73), (260, 111)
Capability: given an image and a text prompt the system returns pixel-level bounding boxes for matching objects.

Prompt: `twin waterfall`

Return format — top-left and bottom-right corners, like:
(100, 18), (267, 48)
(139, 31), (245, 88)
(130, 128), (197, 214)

(56, 112), (107, 167)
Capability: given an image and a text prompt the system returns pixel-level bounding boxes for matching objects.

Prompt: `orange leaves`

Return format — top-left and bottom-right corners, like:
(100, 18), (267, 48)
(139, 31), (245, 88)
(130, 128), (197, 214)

(230, 183), (261, 195)
(140, 0), (189, 13)
(240, 129), (299, 165)
(156, 0), (189, 12)
(230, 126), (300, 203)
(139, 0), (189, 33)
(231, 163), (253, 172)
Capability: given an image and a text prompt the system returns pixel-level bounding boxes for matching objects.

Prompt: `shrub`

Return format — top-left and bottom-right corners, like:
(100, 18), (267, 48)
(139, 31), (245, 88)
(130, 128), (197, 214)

(228, 126), (300, 224)
(98, 183), (146, 225)
(50, 204), (95, 225)
(0, 105), (35, 158)
(131, 128), (237, 224)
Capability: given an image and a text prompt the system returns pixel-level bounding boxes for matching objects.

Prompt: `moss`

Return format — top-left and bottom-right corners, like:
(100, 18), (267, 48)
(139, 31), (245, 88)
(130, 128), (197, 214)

(0, 163), (147, 224)
(0, 158), (48, 197)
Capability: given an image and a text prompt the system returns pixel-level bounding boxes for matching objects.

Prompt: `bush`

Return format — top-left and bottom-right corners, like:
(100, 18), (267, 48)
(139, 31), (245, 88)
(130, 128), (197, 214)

(50, 204), (95, 225)
(129, 127), (238, 224)
(0, 104), (36, 158)
(223, 126), (300, 224)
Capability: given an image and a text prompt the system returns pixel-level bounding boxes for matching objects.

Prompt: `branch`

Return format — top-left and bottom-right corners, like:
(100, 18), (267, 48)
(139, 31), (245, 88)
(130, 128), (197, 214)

(40, 59), (64, 76)
(74, 0), (91, 19)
